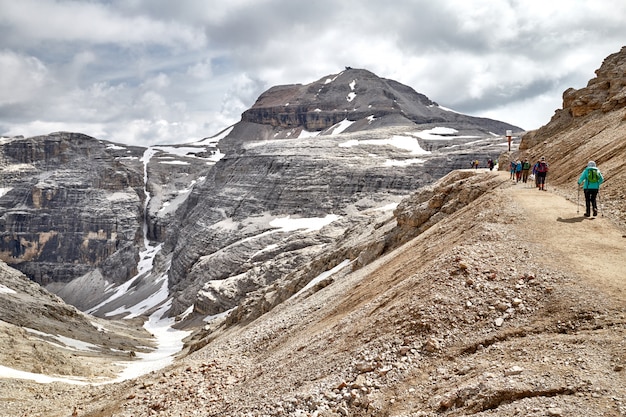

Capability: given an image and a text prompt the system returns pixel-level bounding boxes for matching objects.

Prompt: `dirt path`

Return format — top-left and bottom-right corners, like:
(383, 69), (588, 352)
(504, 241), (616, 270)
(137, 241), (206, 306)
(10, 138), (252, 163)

(501, 171), (626, 305)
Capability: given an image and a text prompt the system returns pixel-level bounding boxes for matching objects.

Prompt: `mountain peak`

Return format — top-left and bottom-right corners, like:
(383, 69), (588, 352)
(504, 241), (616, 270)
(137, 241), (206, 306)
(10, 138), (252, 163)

(241, 69), (520, 134)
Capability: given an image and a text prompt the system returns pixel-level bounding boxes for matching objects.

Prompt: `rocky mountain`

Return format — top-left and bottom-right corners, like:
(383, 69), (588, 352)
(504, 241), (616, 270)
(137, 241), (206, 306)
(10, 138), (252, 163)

(162, 68), (521, 319)
(0, 68), (521, 320)
(5, 54), (626, 416)
(0, 133), (223, 312)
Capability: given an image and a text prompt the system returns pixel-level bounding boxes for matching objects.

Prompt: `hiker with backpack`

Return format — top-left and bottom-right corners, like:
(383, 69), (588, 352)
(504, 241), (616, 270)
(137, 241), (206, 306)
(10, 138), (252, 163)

(536, 157), (549, 191)
(515, 160), (523, 182)
(521, 159), (531, 183)
(578, 161), (604, 217)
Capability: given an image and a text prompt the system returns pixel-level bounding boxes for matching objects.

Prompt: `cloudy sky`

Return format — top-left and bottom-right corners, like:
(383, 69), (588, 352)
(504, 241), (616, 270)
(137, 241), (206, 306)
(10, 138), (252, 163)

(1, 0), (625, 146)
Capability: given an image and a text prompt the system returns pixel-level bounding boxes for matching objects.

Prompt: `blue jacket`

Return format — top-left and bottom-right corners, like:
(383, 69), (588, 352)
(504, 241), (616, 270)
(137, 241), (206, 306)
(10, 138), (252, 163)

(578, 167), (604, 190)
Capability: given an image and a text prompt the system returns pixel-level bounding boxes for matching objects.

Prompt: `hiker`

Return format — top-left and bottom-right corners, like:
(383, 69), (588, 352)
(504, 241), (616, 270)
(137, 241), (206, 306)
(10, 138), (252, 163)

(487, 159), (494, 171)
(515, 160), (523, 182)
(536, 157), (549, 190)
(521, 159), (531, 183)
(510, 161), (516, 179)
(578, 160), (604, 217)
(532, 160), (540, 187)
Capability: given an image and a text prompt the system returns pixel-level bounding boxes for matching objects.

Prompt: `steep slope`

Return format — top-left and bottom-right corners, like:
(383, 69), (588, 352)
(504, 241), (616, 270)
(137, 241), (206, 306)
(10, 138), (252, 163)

(3, 49), (626, 417)
(0, 260), (155, 382)
(0, 69), (520, 319)
(0, 133), (145, 288)
(5, 169), (624, 416)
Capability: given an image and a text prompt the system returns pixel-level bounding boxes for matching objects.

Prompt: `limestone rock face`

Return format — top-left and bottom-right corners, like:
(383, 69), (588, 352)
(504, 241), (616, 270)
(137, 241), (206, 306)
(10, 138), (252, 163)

(566, 46), (626, 117)
(0, 132), (146, 286)
(521, 46), (626, 149)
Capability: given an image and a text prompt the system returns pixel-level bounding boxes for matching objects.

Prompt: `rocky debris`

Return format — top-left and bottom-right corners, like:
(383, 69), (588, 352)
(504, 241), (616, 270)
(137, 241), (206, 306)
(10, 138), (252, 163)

(3, 52), (626, 417)
(166, 125), (512, 318)
(1, 69), (519, 320)
(0, 260), (155, 378)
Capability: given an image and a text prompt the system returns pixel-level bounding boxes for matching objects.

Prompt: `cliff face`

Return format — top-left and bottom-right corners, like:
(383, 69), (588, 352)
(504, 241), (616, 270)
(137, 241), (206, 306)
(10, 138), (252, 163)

(522, 46), (626, 149)
(0, 133), (216, 312)
(0, 132), (146, 286)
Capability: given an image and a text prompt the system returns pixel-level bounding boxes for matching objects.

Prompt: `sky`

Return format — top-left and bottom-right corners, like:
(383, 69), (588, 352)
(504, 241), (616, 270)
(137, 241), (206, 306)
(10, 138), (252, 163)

(1, 0), (625, 147)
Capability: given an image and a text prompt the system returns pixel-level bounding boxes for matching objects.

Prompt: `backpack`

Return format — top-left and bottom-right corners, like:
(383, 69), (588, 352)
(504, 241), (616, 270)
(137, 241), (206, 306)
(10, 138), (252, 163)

(537, 161), (548, 173)
(587, 168), (600, 183)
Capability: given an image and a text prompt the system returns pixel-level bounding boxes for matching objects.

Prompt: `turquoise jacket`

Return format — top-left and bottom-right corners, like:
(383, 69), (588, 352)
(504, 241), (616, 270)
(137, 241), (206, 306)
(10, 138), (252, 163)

(578, 167), (604, 190)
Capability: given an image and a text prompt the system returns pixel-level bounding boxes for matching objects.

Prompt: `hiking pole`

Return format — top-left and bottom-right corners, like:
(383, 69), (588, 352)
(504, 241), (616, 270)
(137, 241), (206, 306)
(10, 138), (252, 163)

(577, 185), (580, 214)
(598, 191), (604, 217)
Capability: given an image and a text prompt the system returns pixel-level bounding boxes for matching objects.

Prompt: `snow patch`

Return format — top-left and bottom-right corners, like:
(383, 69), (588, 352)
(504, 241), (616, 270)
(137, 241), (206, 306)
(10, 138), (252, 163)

(270, 214), (340, 233)
(324, 72), (342, 84)
(328, 119), (354, 135)
(384, 158), (426, 167)
(24, 328), (100, 352)
(190, 126), (233, 145)
(159, 160), (190, 165)
(111, 301), (190, 383)
(410, 127), (479, 140)
(0, 284), (16, 294)
(204, 308), (235, 323)
(0, 365), (90, 385)
(104, 271), (169, 319)
(339, 135), (430, 155)
(298, 129), (320, 139)
(294, 259), (353, 298)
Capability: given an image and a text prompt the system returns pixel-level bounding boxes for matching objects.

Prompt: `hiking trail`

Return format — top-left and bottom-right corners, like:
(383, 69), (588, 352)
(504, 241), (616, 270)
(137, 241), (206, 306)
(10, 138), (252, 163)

(500, 171), (625, 306)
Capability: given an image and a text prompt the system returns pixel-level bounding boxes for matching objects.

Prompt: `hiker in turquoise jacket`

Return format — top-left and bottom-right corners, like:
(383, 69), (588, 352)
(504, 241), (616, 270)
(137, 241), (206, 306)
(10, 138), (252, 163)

(578, 161), (604, 217)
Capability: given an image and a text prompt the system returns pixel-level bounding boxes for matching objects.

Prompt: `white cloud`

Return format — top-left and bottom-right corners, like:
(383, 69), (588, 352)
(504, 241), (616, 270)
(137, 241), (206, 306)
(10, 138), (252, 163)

(0, 51), (49, 105)
(0, 0), (206, 48)
(1, 0), (626, 145)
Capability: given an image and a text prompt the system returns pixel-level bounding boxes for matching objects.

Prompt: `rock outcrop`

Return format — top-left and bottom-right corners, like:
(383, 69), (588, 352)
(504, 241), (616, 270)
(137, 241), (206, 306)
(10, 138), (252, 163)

(522, 45), (626, 149)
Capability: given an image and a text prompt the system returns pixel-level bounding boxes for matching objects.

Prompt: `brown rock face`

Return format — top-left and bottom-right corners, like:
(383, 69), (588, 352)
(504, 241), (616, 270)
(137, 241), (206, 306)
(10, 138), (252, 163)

(565, 46), (626, 117)
(521, 46), (626, 150)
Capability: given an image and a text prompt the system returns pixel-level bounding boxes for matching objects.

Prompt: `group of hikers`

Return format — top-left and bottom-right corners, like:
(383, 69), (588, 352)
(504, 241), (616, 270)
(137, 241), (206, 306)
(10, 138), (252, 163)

(471, 159), (496, 170)
(509, 157), (549, 190)
(509, 157), (605, 217)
